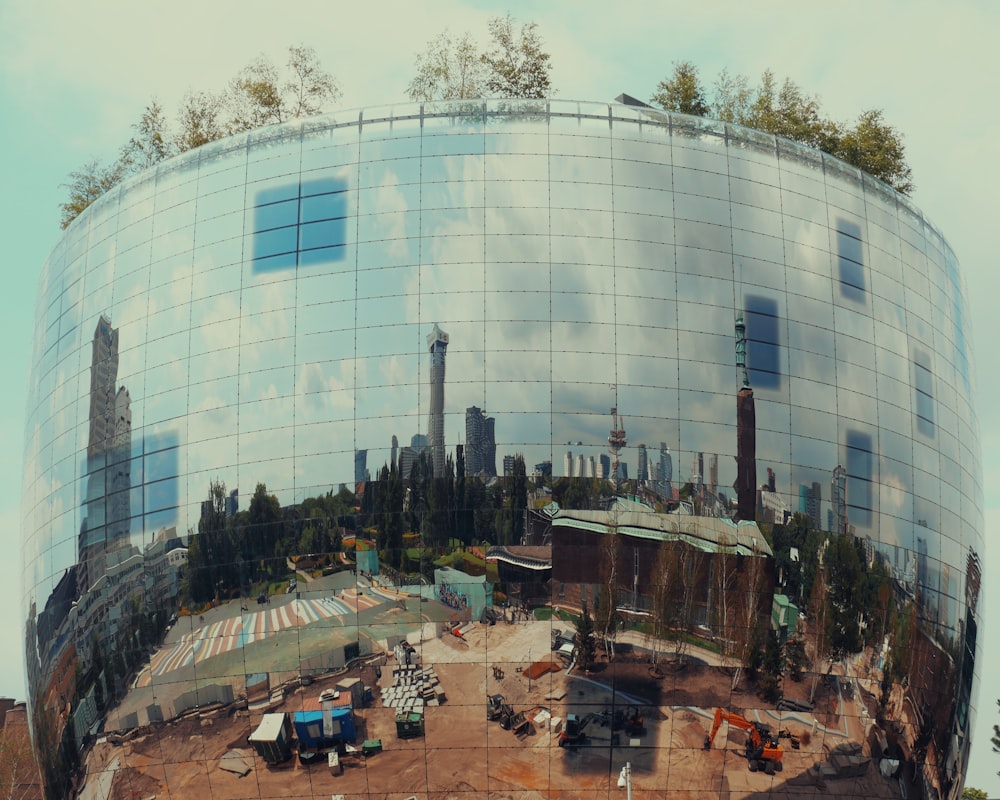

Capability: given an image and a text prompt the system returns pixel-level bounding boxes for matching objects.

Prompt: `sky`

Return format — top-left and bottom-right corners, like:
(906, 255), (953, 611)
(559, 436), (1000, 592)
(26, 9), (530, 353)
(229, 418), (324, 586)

(1, 0), (998, 791)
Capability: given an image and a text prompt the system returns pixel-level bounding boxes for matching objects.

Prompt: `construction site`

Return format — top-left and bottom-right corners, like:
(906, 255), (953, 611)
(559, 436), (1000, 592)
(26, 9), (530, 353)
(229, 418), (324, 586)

(80, 605), (907, 800)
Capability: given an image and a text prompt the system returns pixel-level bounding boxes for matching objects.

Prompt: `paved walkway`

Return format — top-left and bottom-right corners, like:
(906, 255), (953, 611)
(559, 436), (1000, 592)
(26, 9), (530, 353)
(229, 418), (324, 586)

(137, 587), (397, 686)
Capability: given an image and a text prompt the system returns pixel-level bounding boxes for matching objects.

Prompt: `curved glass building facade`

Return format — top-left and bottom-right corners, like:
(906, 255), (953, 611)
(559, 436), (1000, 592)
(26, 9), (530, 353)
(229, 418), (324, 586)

(23, 99), (982, 799)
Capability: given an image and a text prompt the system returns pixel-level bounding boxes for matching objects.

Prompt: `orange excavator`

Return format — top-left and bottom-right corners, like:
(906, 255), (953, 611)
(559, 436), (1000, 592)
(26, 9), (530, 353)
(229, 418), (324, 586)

(703, 708), (784, 775)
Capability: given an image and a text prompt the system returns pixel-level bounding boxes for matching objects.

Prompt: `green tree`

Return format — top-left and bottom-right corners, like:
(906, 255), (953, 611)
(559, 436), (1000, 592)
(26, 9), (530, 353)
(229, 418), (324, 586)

(482, 14), (552, 99)
(575, 600), (597, 670)
(824, 533), (865, 660)
(455, 445), (473, 545)
(712, 68), (752, 123)
(651, 61), (710, 115)
(226, 54), (287, 131)
(59, 159), (127, 229)
(961, 788), (987, 800)
(653, 63), (913, 194)
(175, 90), (226, 152)
(185, 480), (236, 603)
(119, 100), (173, 172)
(0, 713), (41, 800)
(835, 108), (913, 194)
(61, 45), (340, 228)
(380, 460), (404, 569)
(785, 635), (807, 681)
(509, 454), (528, 544)
(992, 696), (1000, 760)
(227, 45), (341, 133)
(407, 29), (486, 101)
(285, 44), (341, 117)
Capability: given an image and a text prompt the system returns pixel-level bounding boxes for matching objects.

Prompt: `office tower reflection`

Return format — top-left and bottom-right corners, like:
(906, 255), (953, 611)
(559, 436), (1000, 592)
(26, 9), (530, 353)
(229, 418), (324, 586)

(426, 324), (448, 477)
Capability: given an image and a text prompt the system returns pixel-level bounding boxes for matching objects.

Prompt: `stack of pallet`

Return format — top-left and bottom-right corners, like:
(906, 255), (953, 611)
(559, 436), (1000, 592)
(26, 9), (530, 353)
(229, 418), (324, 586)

(381, 665), (447, 711)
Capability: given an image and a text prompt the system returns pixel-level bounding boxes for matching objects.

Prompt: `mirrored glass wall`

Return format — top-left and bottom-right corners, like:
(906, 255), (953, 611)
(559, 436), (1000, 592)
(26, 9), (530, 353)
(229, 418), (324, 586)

(22, 100), (982, 800)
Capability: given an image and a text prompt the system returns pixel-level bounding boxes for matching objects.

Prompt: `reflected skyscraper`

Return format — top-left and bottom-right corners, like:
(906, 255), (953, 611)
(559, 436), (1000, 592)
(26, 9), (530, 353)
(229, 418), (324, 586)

(354, 449), (368, 485)
(831, 464), (847, 535)
(637, 443), (648, 482)
(465, 406), (496, 479)
(658, 443), (672, 500)
(734, 313), (756, 521)
(799, 481), (822, 530)
(79, 315), (130, 596)
(426, 324), (448, 477)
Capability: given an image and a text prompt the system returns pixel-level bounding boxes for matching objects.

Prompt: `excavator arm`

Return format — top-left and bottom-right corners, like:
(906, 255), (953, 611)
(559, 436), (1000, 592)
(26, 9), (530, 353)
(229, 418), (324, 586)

(703, 708), (784, 774)
(704, 708), (756, 749)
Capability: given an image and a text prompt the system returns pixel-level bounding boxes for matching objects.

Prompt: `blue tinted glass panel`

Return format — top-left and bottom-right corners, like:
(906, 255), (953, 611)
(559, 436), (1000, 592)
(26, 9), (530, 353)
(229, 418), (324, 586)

(301, 192), (347, 224)
(300, 218), (347, 252)
(836, 229), (863, 264)
(253, 199), (299, 232)
(299, 246), (346, 267)
(844, 429), (873, 525)
(301, 177), (345, 198)
(253, 227), (298, 260)
(914, 352), (935, 436)
(745, 294), (780, 389)
(256, 184), (298, 205)
(837, 220), (865, 299)
(144, 476), (178, 514)
(252, 180), (349, 272)
(254, 252), (297, 272)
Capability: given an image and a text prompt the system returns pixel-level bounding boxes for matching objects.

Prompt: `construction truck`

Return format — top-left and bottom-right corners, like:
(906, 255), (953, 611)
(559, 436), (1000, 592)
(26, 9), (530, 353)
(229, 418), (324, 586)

(486, 694), (506, 721)
(703, 708), (784, 775)
(487, 695), (531, 735)
(500, 708), (531, 736)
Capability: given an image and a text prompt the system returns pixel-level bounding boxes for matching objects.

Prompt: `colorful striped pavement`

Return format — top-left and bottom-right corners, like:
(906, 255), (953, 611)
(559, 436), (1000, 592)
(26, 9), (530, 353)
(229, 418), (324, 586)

(138, 588), (394, 686)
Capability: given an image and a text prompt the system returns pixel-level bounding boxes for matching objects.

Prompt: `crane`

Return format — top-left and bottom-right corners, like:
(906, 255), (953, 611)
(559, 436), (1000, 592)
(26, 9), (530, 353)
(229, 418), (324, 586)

(703, 708), (784, 775)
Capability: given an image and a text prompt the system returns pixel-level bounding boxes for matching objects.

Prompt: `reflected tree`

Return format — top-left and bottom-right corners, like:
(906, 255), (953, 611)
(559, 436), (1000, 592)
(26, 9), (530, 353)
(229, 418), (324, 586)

(508, 454), (528, 545)
(824, 533), (866, 660)
(729, 544), (769, 691)
(249, 482), (282, 570)
(594, 521), (622, 660)
(0, 715), (40, 800)
(575, 600), (596, 671)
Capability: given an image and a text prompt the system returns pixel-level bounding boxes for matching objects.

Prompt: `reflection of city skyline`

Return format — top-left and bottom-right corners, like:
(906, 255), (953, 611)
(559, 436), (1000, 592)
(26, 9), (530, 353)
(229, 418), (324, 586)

(22, 101), (982, 800)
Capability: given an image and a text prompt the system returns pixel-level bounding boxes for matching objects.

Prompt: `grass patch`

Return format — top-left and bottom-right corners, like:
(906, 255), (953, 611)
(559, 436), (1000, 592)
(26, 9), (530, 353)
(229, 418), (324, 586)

(533, 607), (579, 625)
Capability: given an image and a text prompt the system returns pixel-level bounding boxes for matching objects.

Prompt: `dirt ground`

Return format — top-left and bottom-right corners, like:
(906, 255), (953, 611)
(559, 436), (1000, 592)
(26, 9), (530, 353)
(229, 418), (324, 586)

(87, 618), (902, 800)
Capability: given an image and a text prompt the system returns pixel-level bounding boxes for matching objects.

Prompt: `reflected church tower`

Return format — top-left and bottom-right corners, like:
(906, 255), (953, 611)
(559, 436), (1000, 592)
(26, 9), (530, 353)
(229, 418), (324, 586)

(426, 324), (449, 477)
